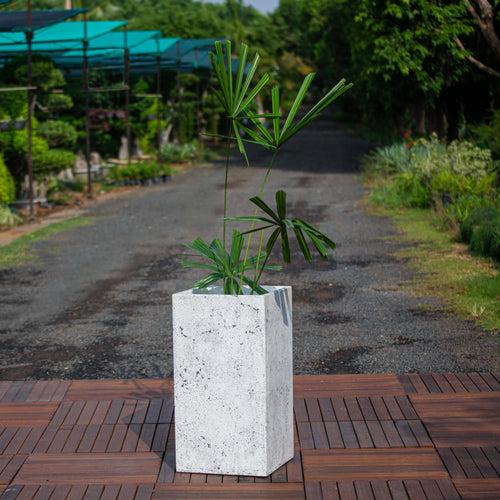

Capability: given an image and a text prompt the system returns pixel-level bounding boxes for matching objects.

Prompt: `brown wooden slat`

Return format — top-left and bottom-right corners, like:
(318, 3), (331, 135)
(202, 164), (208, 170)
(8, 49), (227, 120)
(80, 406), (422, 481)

(455, 374), (480, 393)
(317, 398), (335, 422)
(99, 484), (120, 500)
(387, 480), (410, 500)
(304, 481), (322, 500)
(320, 481), (340, 499)
(14, 452), (161, 485)
(293, 398), (308, 423)
(0, 455), (26, 485)
(0, 403), (58, 427)
(431, 374), (454, 394)
(12, 382), (36, 403)
(406, 375), (429, 394)
(294, 375), (405, 397)
(64, 380), (172, 401)
(337, 481), (356, 500)
(453, 478), (500, 499)
(437, 448), (466, 478)
(397, 375), (417, 394)
(302, 449), (448, 481)
(310, 422), (329, 449)
(286, 450), (303, 483)
(1, 382), (24, 403)
(153, 483), (305, 498)
(468, 373), (492, 392)
(479, 373), (500, 391)
(425, 418), (500, 447)
(411, 393), (500, 419)
(354, 480), (374, 499)
(370, 480), (392, 500)
(324, 421), (343, 449)
(305, 399), (322, 422)
(435, 479), (460, 500)
(330, 398), (349, 422)
(443, 374), (467, 393)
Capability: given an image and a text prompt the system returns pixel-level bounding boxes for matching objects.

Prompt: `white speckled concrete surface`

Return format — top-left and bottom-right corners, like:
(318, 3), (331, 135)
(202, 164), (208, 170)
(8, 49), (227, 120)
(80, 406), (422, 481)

(172, 286), (293, 476)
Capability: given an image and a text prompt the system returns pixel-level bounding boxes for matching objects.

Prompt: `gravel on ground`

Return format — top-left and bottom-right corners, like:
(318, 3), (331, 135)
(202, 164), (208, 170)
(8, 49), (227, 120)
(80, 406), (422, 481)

(1, 119), (498, 379)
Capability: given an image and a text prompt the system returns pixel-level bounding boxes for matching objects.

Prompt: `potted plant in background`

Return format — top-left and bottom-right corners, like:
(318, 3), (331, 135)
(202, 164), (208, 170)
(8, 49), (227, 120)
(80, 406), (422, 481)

(172, 40), (352, 477)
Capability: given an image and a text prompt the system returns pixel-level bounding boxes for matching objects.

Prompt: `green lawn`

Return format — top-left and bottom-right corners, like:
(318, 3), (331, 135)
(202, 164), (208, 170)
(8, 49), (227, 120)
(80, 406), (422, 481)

(0, 216), (92, 269)
(370, 205), (499, 332)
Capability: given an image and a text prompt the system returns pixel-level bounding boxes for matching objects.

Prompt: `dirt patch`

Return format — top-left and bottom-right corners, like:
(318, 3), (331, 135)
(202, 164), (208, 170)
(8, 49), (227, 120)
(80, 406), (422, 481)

(289, 200), (328, 223)
(50, 247), (182, 326)
(294, 282), (346, 304)
(293, 176), (315, 188)
(408, 306), (448, 319)
(0, 335), (125, 379)
(309, 346), (372, 374)
(311, 311), (352, 325)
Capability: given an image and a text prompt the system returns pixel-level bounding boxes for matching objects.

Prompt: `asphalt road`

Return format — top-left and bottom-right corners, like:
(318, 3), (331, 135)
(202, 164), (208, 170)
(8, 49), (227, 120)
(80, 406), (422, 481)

(1, 119), (498, 379)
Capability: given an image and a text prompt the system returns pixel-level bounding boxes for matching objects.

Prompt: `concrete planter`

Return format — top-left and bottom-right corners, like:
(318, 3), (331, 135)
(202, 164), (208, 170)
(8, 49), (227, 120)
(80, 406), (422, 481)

(172, 285), (293, 477)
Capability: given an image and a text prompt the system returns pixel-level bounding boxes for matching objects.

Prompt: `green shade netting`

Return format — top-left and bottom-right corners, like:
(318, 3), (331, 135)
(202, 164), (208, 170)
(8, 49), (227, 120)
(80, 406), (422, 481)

(56, 37), (180, 70)
(0, 20), (127, 50)
(0, 9), (85, 33)
(63, 30), (161, 57)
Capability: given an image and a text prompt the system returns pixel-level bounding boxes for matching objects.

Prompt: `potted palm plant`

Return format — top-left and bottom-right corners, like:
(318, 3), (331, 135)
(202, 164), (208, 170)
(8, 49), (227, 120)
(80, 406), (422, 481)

(173, 40), (352, 477)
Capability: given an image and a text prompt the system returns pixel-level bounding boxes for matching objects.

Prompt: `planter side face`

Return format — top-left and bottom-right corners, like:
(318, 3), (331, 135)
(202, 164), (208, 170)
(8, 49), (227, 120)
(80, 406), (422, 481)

(172, 286), (293, 477)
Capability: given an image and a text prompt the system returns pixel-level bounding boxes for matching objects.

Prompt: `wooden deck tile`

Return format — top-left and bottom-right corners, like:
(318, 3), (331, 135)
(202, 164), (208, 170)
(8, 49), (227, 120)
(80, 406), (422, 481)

(13, 453), (161, 485)
(302, 449), (448, 481)
(424, 418), (500, 447)
(0, 404), (58, 428)
(152, 483), (305, 498)
(411, 393), (500, 419)
(453, 478), (500, 499)
(0, 374), (497, 496)
(294, 375), (405, 397)
(64, 380), (172, 401)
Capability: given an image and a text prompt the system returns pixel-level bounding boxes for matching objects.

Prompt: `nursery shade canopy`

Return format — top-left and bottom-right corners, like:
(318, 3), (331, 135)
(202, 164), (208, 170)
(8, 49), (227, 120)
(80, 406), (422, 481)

(0, 21), (127, 51)
(0, 9), (85, 34)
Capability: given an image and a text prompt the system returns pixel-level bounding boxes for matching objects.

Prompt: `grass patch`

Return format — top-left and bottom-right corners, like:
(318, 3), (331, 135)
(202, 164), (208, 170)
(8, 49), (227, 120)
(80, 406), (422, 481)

(0, 216), (92, 269)
(369, 204), (500, 332)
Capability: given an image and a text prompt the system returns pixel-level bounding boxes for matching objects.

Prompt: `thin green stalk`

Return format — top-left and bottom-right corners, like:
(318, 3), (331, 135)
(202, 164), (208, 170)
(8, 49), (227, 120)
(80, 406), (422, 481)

(239, 150), (278, 290)
(252, 237), (277, 291)
(222, 126), (232, 249)
(253, 228), (265, 288)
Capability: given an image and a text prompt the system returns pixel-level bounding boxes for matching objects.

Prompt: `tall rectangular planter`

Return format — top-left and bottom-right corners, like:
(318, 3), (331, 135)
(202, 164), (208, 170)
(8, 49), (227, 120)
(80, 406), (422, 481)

(172, 286), (293, 477)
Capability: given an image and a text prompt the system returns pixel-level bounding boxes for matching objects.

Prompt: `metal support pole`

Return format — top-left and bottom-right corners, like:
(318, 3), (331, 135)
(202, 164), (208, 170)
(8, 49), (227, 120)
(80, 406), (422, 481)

(82, 13), (92, 197)
(26, 0), (34, 217)
(195, 49), (201, 136)
(123, 28), (131, 165)
(156, 51), (162, 163)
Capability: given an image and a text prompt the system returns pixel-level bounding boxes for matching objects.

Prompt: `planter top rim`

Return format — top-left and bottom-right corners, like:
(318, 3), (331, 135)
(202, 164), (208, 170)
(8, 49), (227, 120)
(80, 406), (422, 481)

(173, 285), (291, 299)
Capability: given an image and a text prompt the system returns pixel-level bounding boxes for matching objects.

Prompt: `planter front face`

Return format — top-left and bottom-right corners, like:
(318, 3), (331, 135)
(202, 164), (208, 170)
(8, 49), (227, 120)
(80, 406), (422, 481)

(172, 286), (293, 477)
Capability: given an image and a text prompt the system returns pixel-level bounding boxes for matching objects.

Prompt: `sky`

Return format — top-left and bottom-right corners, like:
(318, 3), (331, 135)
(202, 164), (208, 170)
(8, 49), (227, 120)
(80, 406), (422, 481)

(203, 0), (279, 13)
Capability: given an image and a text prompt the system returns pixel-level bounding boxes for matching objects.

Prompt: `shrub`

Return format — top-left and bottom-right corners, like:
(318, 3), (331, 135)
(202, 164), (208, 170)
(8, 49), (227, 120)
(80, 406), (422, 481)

(38, 120), (77, 149)
(472, 109), (500, 159)
(460, 207), (500, 261)
(430, 170), (496, 199)
(35, 149), (76, 177)
(160, 141), (200, 163)
(0, 155), (16, 205)
(447, 194), (496, 224)
(0, 205), (21, 229)
(369, 174), (432, 209)
(362, 143), (412, 176)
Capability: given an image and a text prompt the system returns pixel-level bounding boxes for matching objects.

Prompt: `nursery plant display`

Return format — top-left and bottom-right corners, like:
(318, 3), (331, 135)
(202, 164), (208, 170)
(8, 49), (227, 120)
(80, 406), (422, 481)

(173, 40), (352, 476)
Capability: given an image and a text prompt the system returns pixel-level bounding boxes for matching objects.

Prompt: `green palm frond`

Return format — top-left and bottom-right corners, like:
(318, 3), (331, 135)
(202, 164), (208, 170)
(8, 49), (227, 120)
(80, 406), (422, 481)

(237, 76), (353, 151)
(182, 230), (281, 295)
(228, 190), (337, 264)
(209, 40), (272, 163)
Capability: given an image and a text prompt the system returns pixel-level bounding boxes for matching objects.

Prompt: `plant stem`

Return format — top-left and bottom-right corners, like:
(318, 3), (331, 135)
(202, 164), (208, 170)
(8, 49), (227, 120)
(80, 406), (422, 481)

(222, 123), (232, 249)
(240, 150), (278, 290)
